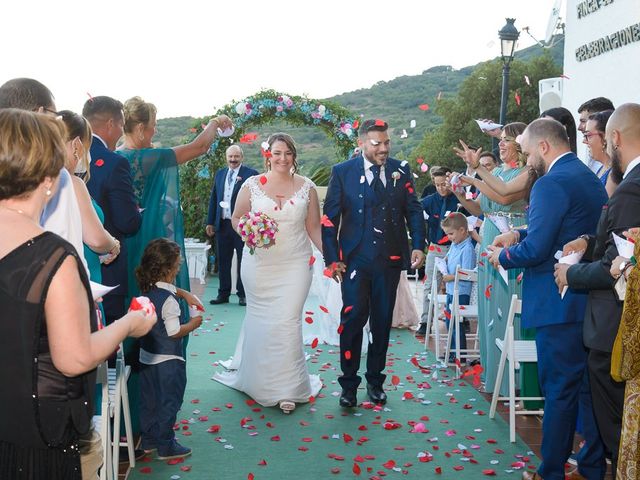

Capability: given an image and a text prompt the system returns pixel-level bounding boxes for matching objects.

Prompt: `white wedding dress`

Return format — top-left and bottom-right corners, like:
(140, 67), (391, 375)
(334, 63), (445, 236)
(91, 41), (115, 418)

(213, 176), (322, 407)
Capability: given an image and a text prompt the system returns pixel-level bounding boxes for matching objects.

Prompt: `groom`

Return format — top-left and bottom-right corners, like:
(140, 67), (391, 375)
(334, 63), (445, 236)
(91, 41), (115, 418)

(322, 119), (425, 407)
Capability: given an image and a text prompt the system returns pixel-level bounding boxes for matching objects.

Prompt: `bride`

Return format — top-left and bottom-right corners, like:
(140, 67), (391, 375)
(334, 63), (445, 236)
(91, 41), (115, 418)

(212, 133), (323, 414)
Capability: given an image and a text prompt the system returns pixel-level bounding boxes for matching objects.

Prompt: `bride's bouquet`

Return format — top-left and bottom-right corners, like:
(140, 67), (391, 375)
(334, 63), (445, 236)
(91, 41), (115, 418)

(238, 211), (279, 254)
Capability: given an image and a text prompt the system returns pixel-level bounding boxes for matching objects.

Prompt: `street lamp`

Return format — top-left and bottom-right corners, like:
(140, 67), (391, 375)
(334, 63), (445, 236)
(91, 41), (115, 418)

(498, 18), (520, 128)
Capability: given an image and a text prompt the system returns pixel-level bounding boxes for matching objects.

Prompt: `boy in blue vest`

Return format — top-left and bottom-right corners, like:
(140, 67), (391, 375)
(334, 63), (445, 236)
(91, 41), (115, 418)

(441, 213), (476, 363)
(135, 239), (203, 459)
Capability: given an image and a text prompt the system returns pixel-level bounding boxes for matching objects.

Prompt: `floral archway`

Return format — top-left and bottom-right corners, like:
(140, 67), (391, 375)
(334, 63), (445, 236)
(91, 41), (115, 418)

(180, 89), (358, 239)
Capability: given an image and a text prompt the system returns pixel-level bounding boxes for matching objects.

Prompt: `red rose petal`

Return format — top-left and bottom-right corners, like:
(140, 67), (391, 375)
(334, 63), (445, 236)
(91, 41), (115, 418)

(344, 305), (353, 314)
(308, 255), (316, 266)
(259, 176), (267, 185)
(345, 350), (352, 360)
(391, 375), (400, 386)
(320, 215), (335, 227)
(353, 463), (362, 475)
(311, 338), (319, 348)
(139, 467), (152, 474)
(95, 159), (104, 167)
(319, 305), (329, 313)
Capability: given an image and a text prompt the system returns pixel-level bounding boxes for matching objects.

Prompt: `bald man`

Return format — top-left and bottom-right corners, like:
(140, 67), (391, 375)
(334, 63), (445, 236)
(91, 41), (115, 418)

(206, 145), (258, 305)
(555, 103), (640, 477)
(490, 118), (608, 480)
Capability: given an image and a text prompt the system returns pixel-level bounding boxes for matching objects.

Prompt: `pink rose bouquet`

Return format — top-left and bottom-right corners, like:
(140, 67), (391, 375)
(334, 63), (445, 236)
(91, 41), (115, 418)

(238, 211), (278, 254)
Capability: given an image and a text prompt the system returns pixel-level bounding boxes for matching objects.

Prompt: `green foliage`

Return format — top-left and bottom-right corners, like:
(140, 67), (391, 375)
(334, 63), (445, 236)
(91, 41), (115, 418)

(408, 52), (561, 194)
(178, 90), (357, 240)
(160, 39), (564, 238)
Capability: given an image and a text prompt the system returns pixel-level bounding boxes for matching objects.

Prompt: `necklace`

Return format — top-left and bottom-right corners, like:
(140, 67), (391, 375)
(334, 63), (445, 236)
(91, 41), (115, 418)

(0, 204), (37, 222)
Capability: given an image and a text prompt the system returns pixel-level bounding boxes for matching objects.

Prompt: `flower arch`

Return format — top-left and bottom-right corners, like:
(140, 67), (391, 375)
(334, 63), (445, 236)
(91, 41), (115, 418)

(179, 89), (358, 239)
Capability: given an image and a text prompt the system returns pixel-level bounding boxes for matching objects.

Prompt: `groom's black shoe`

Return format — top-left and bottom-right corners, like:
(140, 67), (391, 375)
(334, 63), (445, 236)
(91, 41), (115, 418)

(339, 389), (357, 408)
(209, 296), (229, 305)
(238, 297), (246, 306)
(367, 384), (387, 405)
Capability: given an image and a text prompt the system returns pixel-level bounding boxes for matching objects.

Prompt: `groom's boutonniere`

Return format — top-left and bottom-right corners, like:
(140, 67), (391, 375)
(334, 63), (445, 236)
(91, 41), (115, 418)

(391, 171), (401, 187)
(235, 176), (242, 183)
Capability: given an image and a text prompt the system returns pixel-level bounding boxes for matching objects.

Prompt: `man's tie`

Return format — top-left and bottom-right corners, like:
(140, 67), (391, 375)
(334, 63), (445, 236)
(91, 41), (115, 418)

(370, 164), (384, 203)
(227, 170), (234, 186)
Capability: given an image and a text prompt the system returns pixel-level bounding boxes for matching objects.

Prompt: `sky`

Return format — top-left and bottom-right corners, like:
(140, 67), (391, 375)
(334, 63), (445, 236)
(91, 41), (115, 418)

(2, 0), (560, 118)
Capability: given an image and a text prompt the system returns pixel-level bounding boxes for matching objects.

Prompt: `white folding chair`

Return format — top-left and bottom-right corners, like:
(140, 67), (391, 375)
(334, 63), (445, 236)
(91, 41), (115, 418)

(109, 345), (135, 474)
(489, 295), (544, 442)
(95, 361), (113, 480)
(444, 266), (480, 371)
(423, 261), (447, 360)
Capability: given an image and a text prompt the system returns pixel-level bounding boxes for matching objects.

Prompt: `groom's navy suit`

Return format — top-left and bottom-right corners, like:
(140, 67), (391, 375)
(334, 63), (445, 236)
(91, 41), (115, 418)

(498, 153), (607, 480)
(206, 164), (257, 299)
(323, 155), (425, 390)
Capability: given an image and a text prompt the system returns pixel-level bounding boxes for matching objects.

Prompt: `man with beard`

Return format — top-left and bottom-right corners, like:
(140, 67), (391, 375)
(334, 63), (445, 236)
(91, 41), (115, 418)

(554, 103), (640, 477)
(489, 118), (607, 480)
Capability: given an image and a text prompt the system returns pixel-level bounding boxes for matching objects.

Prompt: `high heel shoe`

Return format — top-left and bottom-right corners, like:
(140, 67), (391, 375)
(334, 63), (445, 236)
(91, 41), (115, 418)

(279, 400), (295, 414)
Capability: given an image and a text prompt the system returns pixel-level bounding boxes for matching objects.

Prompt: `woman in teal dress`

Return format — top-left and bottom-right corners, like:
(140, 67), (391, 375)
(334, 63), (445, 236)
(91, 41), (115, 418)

(118, 96), (232, 302)
(117, 97), (232, 433)
(453, 123), (541, 403)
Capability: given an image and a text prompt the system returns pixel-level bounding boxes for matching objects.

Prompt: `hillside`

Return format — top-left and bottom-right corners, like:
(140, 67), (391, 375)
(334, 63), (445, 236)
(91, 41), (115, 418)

(156, 37), (563, 176)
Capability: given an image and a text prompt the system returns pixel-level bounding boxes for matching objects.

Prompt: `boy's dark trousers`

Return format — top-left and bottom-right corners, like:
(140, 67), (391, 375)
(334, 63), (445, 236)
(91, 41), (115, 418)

(139, 359), (187, 449)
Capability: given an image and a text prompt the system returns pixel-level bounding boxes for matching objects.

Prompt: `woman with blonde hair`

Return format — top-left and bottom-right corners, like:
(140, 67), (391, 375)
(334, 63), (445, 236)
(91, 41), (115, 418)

(118, 96), (231, 303)
(451, 122), (540, 404)
(0, 109), (156, 479)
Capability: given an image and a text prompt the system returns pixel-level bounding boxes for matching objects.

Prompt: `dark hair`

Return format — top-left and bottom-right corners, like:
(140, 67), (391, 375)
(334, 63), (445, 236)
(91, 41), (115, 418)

(479, 151), (499, 164)
(0, 109), (66, 200)
(525, 118), (570, 148)
(441, 212), (467, 231)
(266, 132), (298, 173)
(135, 238), (181, 293)
(588, 109), (614, 133)
(540, 107), (577, 153)
(82, 95), (124, 122)
(358, 118), (388, 137)
(578, 97), (614, 114)
(58, 110), (91, 142)
(430, 166), (451, 178)
(0, 78), (55, 111)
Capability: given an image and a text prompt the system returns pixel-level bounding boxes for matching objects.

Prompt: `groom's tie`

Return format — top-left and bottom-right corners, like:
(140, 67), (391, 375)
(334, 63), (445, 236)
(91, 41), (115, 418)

(370, 164), (384, 203)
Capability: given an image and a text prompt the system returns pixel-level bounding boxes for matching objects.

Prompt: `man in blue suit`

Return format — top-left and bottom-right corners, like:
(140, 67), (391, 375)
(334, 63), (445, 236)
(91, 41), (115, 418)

(206, 145), (258, 306)
(488, 118), (607, 480)
(84, 96), (142, 324)
(322, 119), (425, 408)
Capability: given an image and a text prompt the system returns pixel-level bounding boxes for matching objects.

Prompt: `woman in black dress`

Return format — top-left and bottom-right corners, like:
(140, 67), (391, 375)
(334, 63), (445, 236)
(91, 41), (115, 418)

(0, 109), (156, 479)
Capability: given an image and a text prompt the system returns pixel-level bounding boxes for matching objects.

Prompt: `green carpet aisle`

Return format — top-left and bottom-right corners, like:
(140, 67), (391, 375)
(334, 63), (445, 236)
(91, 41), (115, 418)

(128, 279), (538, 480)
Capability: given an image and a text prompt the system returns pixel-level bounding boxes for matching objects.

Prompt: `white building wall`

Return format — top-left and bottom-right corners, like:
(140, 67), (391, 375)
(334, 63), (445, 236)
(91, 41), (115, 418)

(562, 0), (640, 159)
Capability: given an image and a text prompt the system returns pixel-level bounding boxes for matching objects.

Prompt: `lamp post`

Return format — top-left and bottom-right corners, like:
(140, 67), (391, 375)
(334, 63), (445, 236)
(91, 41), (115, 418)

(498, 18), (520, 128)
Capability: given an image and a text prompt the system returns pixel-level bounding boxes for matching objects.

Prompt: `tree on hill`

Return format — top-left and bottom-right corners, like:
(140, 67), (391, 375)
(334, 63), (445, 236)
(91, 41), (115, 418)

(409, 52), (561, 194)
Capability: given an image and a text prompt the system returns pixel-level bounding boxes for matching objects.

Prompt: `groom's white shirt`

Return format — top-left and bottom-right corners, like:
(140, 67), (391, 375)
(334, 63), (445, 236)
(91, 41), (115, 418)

(363, 155), (387, 187)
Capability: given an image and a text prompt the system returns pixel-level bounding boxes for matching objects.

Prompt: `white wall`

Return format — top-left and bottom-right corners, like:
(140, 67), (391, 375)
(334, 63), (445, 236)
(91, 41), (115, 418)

(561, 0), (640, 159)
